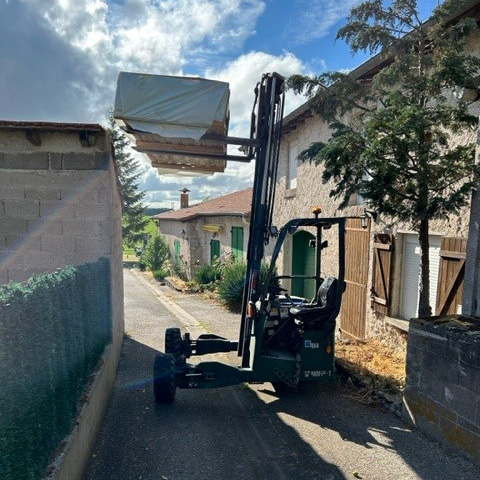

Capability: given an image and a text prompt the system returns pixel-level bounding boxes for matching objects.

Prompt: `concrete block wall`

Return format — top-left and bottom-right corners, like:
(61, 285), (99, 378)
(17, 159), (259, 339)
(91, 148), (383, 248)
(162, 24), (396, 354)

(0, 130), (117, 283)
(0, 125), (124, 359)
(403, 316), (480, 465)
(0, 125), (125, 480)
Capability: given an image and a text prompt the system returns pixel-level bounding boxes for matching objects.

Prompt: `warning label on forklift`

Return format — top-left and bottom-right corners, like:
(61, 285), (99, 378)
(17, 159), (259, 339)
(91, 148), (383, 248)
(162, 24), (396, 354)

(304, 340), (319, 349)
(304, 370), (331, 378)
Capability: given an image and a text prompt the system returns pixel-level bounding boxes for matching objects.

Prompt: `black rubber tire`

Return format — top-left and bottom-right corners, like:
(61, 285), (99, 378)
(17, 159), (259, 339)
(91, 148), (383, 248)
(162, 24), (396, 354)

(165, 328), (182, 363)
(154, 353), (176, 403)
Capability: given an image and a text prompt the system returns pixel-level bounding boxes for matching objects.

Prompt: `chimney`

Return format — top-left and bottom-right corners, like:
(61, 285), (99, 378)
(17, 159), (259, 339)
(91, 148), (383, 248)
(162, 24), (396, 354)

(180, 187), (190, 209)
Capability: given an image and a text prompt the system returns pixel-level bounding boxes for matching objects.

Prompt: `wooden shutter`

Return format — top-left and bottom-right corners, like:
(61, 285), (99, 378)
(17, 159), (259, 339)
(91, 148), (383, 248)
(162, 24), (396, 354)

(210, 239), (220, 264)
(231, 227), (244, 264)
(435, 237), (467, 316)
(340, 218), (370, 339)
(371, 233), (394, 315)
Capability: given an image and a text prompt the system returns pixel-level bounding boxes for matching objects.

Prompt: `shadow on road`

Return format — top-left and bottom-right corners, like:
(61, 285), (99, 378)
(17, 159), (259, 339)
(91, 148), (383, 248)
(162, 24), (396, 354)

(87, 338), (346, 480)
(87, 338), (478, 480)
(256, 383), (478, 479)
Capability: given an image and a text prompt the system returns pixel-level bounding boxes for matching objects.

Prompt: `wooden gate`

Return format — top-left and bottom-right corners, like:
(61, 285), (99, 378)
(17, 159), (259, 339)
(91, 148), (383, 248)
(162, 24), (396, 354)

(340, 218), (370, 339)
(435, 237), (467, 315)
(371, 234), (394, 316)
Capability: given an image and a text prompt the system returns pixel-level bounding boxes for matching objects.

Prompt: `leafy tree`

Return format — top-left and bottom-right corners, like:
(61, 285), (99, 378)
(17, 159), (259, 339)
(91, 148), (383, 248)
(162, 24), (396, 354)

(141, 234), (170, 271)
(107, 116), (149, 246)
(288, 0), (480, 317)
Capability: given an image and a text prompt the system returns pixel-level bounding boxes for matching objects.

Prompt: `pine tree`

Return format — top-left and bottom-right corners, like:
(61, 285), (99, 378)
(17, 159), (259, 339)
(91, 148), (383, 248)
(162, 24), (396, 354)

(288, 0), (480, 317)
(107, 116), (149, 246)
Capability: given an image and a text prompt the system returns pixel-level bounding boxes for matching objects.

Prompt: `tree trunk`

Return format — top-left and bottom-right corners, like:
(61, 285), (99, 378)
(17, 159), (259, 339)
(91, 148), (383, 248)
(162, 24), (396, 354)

(417, 217), (432, 317)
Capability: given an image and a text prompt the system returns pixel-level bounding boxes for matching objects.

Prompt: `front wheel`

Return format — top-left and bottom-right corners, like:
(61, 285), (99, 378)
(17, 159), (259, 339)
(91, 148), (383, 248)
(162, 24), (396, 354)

(165, 327), (183, 365)
(154, 353), (176, 403)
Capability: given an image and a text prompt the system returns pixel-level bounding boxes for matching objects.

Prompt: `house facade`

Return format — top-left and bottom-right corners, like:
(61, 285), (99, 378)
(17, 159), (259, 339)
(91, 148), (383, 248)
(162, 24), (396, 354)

(155, 188), (251, 278)
(273, 4), (480, 342)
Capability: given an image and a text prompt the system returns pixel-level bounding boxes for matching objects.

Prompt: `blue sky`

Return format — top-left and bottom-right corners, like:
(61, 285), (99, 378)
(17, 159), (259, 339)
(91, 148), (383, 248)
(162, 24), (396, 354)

(0, 0), (442, 208)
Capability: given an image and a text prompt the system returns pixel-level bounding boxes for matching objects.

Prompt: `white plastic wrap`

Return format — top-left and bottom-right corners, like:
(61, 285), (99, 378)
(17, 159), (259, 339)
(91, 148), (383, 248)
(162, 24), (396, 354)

(113, 72), (229, 141)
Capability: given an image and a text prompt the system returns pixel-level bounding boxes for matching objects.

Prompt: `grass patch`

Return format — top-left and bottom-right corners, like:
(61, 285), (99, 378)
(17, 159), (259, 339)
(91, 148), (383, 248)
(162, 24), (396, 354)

(336, 338), (406, 396)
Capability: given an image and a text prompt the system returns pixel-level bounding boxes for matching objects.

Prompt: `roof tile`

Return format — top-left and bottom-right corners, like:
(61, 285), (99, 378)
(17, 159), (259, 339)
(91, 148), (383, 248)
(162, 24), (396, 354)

(155, 187), (252, 221)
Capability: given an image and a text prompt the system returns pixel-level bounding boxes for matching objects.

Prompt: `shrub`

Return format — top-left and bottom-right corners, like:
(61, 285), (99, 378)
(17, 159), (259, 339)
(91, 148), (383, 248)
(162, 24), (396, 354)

(171, 256), (189, 281)
(152, 268), (169, 280)
(141, 235), (169, 271)
(217, 263), (246, 312)
(194, 262), (222, 285)
(217, 263), (275, 313)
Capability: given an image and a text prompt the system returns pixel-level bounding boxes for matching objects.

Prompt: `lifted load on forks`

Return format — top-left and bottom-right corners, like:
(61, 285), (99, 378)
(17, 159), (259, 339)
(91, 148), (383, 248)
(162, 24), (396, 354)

(115, 72), (352, 402)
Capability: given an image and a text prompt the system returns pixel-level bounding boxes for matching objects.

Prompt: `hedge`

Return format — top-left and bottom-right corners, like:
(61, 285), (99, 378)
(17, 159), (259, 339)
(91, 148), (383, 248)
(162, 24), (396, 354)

(0, 258), (111, 480)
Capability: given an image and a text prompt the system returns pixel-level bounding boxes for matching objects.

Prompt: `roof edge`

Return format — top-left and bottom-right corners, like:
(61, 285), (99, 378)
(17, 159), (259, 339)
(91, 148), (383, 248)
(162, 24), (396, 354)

(282, 0), (480, 131)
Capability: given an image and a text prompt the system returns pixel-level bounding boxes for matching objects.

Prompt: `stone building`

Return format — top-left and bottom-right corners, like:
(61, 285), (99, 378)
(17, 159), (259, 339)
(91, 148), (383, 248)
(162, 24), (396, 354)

(155, 188), (251, 278)
(273, 3), (480, 342)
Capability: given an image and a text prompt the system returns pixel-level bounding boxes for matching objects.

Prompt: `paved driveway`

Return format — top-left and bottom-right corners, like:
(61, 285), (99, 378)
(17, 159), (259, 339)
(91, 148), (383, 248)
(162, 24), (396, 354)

(85, 269), (479, 480)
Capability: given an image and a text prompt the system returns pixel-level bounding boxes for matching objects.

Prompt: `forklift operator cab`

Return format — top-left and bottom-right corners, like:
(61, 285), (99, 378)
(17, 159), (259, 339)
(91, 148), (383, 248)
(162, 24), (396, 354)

(291, 277), (338, 326)
(251, 216), (346, 390)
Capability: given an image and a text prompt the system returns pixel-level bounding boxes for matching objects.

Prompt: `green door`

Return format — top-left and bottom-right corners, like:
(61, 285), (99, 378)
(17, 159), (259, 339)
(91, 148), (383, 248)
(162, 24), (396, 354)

(174, 239), (180, 261)
(231, 226), (244, 264)
(291, 230), (316, 299)
(210, 239), (220, 264)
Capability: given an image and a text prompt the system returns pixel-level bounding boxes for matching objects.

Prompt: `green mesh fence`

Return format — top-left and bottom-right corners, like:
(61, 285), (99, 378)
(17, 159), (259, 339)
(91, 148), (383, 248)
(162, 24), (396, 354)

(0, 258), (111, 480)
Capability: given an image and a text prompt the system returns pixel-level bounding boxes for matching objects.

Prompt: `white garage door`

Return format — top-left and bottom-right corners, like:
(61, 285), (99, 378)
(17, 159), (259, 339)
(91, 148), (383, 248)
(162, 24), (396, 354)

(400, 234), (441, 319)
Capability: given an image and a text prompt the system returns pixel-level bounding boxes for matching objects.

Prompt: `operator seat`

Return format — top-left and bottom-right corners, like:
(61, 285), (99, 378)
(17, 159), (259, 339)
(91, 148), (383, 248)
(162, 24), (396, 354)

(290, 277), (338, 327)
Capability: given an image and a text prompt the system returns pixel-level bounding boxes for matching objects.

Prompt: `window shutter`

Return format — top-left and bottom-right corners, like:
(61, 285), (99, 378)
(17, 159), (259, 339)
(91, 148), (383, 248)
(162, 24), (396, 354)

(210, 239), (220, 264)
(371, 233), (394, 315)
(231, 227), (244, 264)
(435, 237), (467, 316)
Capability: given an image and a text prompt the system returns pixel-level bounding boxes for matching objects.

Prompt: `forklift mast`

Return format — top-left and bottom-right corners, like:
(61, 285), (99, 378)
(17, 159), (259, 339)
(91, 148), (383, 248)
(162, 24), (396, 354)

(238, 73), (285, 367)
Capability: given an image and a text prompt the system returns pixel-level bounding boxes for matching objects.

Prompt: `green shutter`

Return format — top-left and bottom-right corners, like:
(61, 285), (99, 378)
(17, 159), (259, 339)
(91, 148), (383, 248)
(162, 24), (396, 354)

(210, 239), (220, 264)
(174, 240), (180, 261)
(231, 226), (244, 264)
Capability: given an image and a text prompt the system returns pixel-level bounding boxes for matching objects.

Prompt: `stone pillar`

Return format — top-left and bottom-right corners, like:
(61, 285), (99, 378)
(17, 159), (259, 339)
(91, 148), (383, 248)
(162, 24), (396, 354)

(463, 127), (480, 317)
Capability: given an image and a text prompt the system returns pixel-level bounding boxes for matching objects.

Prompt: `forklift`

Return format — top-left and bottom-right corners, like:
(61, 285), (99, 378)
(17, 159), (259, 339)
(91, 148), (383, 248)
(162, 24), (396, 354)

(152, 73), (349, 402)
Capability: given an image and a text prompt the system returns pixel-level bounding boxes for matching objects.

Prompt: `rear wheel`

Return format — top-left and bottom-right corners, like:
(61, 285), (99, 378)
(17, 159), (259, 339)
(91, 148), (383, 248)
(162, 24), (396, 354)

(154, 353), (176, 403)
(165, 328), (183, 365)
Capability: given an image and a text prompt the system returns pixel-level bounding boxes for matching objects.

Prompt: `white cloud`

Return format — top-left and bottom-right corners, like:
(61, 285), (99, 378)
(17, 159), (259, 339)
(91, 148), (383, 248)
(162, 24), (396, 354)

(203, 50), (310, 193)
(284, 0), (361, 46)
(0, 0), (266, 121)
(0, 0), (312, 207)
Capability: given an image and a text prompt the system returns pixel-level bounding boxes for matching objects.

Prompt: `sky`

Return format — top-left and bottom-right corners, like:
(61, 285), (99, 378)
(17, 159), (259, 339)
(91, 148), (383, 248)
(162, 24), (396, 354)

(0, 0), (441, 209)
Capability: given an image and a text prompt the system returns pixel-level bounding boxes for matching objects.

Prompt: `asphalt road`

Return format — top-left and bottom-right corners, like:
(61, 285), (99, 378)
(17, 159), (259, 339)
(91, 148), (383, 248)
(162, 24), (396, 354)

(85, 269), (480, 480)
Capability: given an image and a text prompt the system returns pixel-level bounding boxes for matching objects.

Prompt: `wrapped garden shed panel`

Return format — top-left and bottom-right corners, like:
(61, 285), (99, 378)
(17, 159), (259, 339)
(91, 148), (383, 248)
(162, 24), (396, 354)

(114, 72), (230, 176)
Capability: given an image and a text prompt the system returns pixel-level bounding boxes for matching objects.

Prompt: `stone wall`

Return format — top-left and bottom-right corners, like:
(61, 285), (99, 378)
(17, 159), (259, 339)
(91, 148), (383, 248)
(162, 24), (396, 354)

(403, 316), (480, 465)
(157, 219), (191, 277)
(157, 214), (249, 279)
(274, 64), (478, 342)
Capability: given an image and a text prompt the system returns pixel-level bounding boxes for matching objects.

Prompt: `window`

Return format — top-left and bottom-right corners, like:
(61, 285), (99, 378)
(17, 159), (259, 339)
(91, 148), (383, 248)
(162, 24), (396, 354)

(287, 141), (298, 190)
(231, 226), (244, 264)
(210, 239), (220, 264)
